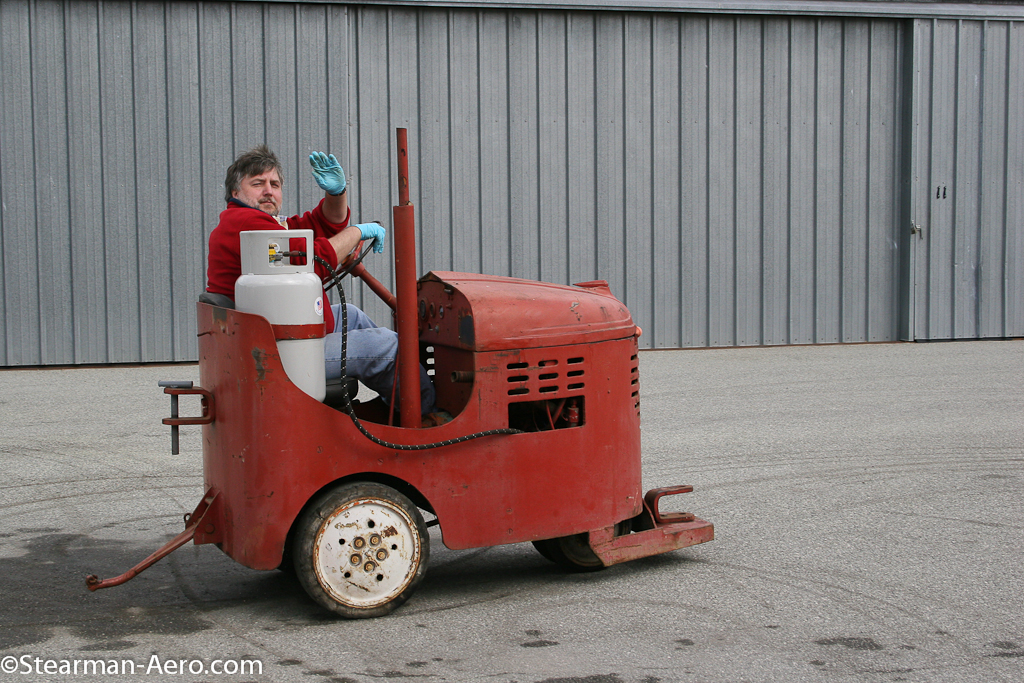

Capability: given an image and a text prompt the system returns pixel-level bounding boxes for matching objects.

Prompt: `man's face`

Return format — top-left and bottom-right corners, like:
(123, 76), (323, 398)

(233, 169), (282, 215)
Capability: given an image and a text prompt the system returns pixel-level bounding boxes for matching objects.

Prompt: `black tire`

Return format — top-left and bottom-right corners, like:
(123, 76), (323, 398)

(532, 520), (631, 572)
(532, 534), (604, 571)
(294, 482), (429, 618)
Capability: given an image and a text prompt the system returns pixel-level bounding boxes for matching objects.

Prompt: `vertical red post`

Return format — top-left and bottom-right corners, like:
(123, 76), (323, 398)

(393, 129), (421, 427)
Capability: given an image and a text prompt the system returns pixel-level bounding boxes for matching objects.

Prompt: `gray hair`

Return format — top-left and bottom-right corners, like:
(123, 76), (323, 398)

(224, 144), (284, 203)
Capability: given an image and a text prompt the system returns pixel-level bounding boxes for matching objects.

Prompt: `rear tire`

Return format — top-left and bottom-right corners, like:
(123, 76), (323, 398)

(532, 519), (631, 572)
(294, 482), (429, 618)
(532, 534), (604, 571)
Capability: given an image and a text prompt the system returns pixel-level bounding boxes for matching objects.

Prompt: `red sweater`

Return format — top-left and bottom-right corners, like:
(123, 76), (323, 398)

(206, 198), (350, 333)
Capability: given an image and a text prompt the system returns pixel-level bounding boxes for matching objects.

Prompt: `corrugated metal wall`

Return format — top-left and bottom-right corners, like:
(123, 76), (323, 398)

(0, 1), (1012, 366)
(908, 19), (1024, 340)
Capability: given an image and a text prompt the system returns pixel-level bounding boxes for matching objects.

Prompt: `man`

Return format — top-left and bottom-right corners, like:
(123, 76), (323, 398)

(206, 145), (439, 419)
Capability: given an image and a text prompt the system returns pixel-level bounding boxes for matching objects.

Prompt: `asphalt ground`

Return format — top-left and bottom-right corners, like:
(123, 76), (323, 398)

(0, 339), (1021, 683)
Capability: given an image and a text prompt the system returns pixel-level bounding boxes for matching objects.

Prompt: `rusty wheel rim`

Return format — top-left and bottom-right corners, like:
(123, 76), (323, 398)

(312, 496), (422, 609)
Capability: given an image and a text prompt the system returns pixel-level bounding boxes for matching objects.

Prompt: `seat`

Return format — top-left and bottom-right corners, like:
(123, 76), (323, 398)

(198, 291), (236, 309)
(324, 376), (360, 409)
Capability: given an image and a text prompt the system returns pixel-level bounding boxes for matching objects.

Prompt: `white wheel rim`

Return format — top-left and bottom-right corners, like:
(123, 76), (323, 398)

(313, 496), (422, 609)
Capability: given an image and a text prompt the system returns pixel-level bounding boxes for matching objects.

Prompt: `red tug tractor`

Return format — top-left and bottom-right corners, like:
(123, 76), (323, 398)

(86, 130), (714, 618)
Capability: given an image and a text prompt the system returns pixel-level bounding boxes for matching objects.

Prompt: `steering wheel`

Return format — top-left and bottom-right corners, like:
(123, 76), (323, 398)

(322, 239), (375, 292)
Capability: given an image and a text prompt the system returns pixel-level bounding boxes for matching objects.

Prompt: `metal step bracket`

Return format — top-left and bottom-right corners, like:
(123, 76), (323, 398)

(158, 380), (215, 454)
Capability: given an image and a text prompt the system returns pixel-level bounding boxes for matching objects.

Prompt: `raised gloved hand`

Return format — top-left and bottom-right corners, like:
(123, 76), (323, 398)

(355, 222), (386, 254)
(309, 152), (346, 195)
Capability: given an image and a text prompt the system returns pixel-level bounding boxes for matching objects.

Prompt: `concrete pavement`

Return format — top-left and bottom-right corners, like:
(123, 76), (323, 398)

(0, 340), (1021, 682)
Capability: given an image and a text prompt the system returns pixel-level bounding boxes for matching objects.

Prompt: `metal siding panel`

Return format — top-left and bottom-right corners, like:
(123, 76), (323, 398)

(679, 16), (709, 347)
(1007, 22), (1024, 335)
(954, 20), (982, 338)
(263, 4), (298, 215)
(508, 11), (540, 281)
(789, 18), (817, 345)
(391, 8), (429, 319)
(349, 7), (393, 317)
(387, 5), (422, 266)
(707, 17), (736, 346)
(0, 6), (8, 364)
(198, 0), (233, 270)
(387, 8), (420, 193)
(448, 11), (483, 274)
(595, 13), (626, 301)
(477, 11), (511, 278)
(652, 15), (681, 348)
(325, 5), (350, 167)
(815, 19), (843, 343)
(32, 0), (73, 363)
(735, 18), (762, 346)
(624, 14), (653, 342)
(927, 19), (957, 339)
(762, 17), (790, 345)
(0, 0), (39, 364)
(899, 18), (920, 341)
(912, 19), (934, 339)
(867, 19), (900, 341)
(321, 4), (350, 310)
(167, 2), (202, 361)
(296, 5), (331, 215)
(355, 6), (400, 324)
(66, 1), (108, 364)
(99, 1), (141, 363)
(978, 22), (1008, 337)
(841, 20), (870, 342)
(538, 12), (568, 286)
(133, 1), (172, 362)
(566, 12), (597, 285)
(417, 10), (453, 275)
(231, 4), (266, 151)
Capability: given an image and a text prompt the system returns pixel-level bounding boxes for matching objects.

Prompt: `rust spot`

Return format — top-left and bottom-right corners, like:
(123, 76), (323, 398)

(381, 526), (399, 538)
(252, 348), (268, 382)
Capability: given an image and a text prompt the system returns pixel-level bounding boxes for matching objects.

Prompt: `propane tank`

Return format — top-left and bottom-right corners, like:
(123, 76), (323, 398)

(235, 229), (326, 401)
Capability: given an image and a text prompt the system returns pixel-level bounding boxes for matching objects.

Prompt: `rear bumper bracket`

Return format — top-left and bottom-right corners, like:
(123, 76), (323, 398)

(587, 485), (714, 567)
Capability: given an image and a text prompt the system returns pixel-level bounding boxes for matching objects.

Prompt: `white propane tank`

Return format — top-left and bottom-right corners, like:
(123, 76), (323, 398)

(235, 229), (326, 401)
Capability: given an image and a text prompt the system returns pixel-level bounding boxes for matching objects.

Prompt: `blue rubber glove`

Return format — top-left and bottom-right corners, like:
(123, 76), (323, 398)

(355, 222), (386, 254)
(309, 151), (346, 195)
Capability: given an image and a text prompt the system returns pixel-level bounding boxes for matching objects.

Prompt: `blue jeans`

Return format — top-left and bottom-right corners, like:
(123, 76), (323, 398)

(324, 304), (436, 415)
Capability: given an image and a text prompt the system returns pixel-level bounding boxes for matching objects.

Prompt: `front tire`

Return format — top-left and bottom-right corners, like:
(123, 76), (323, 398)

(294, 482), (429, 618)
